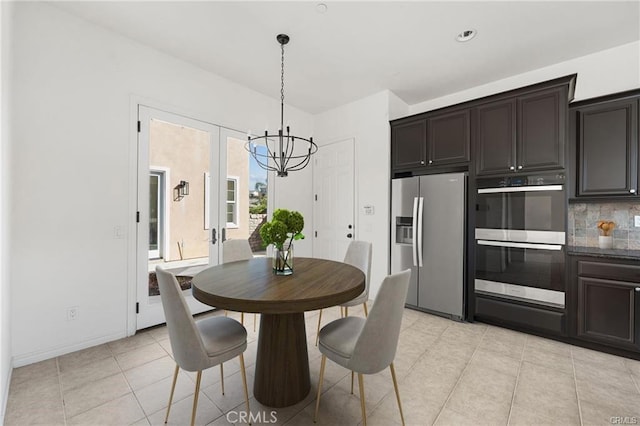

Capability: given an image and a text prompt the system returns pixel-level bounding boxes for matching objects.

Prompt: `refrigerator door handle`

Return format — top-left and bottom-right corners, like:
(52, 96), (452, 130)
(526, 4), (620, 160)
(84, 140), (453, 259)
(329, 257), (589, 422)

(412, 197), (419, 267)
(417, 197), (424, 267)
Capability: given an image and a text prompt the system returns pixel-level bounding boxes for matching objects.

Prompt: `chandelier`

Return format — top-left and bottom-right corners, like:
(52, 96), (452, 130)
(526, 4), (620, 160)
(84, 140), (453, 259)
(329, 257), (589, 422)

(246, 34), (317, 177)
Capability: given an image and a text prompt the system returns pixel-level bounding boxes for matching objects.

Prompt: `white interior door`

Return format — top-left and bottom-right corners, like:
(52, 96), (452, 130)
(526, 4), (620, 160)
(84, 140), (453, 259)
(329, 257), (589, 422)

(313, 138), (355, 261)
(136, 105), (222, 329)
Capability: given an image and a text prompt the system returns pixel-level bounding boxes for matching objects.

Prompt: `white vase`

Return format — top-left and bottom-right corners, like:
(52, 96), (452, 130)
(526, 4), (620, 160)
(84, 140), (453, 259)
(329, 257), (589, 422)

(598, 235), (613, 249)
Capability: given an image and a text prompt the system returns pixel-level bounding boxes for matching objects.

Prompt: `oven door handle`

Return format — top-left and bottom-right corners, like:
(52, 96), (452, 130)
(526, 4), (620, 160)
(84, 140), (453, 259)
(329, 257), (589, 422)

(477, 185), (563, 194)
(477, 240), (563, 251)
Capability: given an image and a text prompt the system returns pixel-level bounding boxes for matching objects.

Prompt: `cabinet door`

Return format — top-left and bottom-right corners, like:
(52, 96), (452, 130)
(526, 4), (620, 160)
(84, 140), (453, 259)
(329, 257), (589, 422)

(577, 276), (639, 349)
(475, 99), (516, 175)
(517, 87), (566, 171)
(576, 98), (638, 196)
(427, 109), (470, 166)
(391, 120), (427, 171)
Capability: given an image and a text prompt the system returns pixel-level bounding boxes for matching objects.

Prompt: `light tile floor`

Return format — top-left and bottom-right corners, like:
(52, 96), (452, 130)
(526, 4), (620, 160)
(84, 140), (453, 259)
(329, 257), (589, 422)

(5, 307), (640, 425)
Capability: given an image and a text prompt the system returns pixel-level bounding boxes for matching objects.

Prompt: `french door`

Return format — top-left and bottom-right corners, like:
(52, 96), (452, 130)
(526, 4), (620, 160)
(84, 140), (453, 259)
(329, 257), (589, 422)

(136, 106), (222, 329)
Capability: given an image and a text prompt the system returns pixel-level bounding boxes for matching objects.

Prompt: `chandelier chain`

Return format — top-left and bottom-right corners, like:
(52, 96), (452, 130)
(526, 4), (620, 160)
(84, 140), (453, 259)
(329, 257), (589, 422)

(280, 43), (285, 105)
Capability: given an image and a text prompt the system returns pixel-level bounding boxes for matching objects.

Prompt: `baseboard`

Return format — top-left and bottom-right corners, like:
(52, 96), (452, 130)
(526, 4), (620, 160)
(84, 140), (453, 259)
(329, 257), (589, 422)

(0, 357), (12, 425)
(12, 331), (127, 368)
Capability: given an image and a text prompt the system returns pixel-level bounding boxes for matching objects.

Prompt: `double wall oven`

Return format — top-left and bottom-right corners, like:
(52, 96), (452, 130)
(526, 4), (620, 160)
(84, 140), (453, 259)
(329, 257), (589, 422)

(475, 173), (566, 308)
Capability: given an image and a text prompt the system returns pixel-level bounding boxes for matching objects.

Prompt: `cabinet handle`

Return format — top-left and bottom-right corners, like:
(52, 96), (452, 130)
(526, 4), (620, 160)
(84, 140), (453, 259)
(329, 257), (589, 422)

(509, 166), (515, 171)
(420, 161), (425, 165)
(517, 165), (523, 170)
(630, 189), (636, 194)
(635, 288), (640, 292)
(428, 160), (433, 165)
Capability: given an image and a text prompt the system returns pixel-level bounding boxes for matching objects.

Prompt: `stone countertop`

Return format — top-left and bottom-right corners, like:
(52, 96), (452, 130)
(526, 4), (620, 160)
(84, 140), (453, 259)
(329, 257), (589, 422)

(566, 245), (640, 260)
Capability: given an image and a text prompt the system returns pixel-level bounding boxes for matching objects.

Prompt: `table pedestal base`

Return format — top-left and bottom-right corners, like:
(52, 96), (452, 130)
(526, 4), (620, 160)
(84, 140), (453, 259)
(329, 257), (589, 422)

(253, 313), (310, 407)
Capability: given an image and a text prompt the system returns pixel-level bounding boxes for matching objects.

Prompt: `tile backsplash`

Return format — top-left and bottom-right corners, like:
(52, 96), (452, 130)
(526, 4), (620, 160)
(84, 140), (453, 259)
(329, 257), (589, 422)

(568, 202), (640, 249)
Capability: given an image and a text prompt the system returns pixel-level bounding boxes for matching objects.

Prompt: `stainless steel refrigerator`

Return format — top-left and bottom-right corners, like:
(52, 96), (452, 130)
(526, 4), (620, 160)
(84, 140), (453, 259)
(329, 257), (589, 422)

(391, 172), (466, 320)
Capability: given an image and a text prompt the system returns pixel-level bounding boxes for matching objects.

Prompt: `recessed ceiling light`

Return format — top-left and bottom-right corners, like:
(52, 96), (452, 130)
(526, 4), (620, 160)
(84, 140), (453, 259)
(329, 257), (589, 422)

(316, 3), (328, 13)
(456, 29), (477, 42)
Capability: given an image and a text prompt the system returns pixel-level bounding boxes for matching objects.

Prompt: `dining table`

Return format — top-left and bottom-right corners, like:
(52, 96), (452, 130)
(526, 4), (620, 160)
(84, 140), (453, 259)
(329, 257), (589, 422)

(191, 256), (365, 408)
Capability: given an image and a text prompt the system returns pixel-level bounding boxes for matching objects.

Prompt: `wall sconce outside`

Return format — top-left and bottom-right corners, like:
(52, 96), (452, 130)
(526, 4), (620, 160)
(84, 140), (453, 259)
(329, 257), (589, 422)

(174, 180), (189, 201)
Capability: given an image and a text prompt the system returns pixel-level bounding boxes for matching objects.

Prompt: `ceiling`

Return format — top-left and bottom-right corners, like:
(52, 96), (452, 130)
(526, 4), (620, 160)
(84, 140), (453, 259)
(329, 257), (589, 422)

(51, 1), (640, 114)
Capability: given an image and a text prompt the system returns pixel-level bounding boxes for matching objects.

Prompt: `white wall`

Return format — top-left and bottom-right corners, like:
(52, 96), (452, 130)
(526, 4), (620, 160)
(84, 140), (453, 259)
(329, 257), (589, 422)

(313, 91), (397, 298)
(410, 41), (640, 114)
(0, 0), (14, 418)
(10, 2), (312, 366)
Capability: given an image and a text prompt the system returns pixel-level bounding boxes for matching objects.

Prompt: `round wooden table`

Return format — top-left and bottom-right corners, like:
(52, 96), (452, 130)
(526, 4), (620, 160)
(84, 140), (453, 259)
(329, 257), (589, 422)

(191, 257), (365, 407)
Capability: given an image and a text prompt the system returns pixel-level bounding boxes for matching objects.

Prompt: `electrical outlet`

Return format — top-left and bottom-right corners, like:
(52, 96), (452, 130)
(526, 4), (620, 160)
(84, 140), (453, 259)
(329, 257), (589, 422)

(635, 215), (640, 228)
(67, 307), (79, 321)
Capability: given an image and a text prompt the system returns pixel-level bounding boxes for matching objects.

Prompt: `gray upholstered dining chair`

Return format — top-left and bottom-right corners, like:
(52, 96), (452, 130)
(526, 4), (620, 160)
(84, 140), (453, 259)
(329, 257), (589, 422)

(155, 266), (250, 426)
(222, 239), (258, 331)
(314, 269), (411, 426)
(315, 240), (372, 346)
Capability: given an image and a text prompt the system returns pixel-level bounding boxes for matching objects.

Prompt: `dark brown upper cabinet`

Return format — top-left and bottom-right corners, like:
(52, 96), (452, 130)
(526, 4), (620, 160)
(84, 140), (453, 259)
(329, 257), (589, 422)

(574, 96), (639, 197)
(517, 87), (566, 171)
(476, 86), (567, 175)
(475, 99), (517, 175)
(391, 119), (427, 171)
(391, 111), (470, 174)
(427, 109), (470, 166)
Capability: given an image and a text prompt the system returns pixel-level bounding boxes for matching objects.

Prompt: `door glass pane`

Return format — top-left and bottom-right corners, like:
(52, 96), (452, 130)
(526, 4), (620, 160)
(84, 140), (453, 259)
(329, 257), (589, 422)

(149, 119), (210, 296)
(226, 136), (267, 254)
(149, 173), (160, 257)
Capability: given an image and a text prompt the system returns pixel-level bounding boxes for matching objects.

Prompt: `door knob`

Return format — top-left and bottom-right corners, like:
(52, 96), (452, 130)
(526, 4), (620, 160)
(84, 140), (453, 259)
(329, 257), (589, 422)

(347, 233), (353, 238)
(630, 189), (636, 194)
(348, 224), (353, 229)
(635, 288), (640, 292)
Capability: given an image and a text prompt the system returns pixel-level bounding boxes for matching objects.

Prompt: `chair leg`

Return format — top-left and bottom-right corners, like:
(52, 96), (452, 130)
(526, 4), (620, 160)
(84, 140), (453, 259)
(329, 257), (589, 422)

(340, 307), (344, 317)
(351, 371), (354, 394)
(239, 354), (251, 425)
(315, 309), (323, 346)
(191, 370), (202, 426)
(313, 355), (327, 423)
(220, 363), (225, 395)
(345, 307), (349, 317)
(224, 310), (228, 316)
(241, 312), (244, 325)
(253, 314), (257, 332)
(358, 373), (367, 426)
(164, 364), (179, 424)
(363, 302), (368, 317)
(390, 363), (405, 426)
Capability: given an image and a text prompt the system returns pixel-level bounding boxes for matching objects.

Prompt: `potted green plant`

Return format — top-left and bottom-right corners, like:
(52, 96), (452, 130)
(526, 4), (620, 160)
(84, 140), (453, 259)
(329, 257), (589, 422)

(259, 209), (305, 275)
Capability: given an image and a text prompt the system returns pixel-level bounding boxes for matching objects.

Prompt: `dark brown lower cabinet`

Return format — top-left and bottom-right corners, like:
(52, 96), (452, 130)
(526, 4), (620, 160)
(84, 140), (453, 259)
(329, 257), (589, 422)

(573, 258), (640, 352)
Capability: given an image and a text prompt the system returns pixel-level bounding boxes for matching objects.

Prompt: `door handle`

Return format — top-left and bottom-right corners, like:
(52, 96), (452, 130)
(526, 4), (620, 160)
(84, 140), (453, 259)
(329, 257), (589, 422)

(211, 228), (217, 245)
(347, 233), (353, 238)
(221, 228), (226, 243)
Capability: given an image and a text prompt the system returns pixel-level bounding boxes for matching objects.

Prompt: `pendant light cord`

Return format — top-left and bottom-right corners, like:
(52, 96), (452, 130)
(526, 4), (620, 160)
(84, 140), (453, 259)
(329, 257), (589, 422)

(280, 41), (285, 131)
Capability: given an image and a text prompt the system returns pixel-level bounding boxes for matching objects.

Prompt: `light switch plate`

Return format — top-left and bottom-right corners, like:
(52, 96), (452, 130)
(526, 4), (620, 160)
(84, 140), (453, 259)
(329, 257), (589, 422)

(635, 215), (640, 227)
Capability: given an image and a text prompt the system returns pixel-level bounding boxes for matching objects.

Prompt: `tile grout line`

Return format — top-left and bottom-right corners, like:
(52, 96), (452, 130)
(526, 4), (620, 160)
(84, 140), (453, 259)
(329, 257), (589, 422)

(430, 324), (489, 425)
(505, 334), (527, 425)
(624, 360), (640, 395)
(570, 347), (585, 426)
(55, 357), (68, 426)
